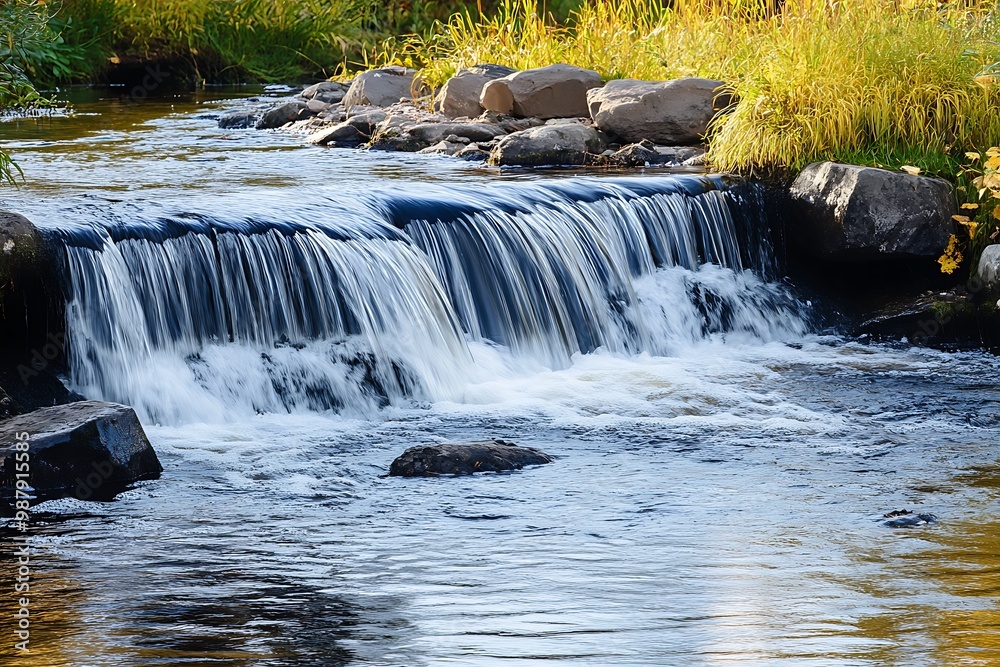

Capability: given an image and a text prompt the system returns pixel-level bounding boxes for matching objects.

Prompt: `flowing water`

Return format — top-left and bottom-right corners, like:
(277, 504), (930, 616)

(1, 88), (999, 666)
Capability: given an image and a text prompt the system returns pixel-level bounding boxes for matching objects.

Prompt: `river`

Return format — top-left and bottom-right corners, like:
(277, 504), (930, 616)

(0, 87), (998, 666)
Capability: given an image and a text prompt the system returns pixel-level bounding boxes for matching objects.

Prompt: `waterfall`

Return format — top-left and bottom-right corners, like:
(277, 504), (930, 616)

(52, 175), (809, 424)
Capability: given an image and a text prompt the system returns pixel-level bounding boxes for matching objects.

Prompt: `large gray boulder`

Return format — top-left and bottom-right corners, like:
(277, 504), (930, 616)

(788, 162), (956, 262)
(480, 64), (603, 119)
(436, 65), (516, 119)
(343, 67), (421, 110)
(978, 244), (1000, 291)
(1, 401), (162, 505)
(490, 123), (605, 166)
(389, 439), (552, 476)
(587, 78), (728, 145)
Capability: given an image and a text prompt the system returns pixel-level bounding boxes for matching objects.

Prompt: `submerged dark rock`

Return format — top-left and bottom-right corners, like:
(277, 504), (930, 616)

(389, 440), (553, 477)
(883, 510), (937, 528)
(218, 110), (259, 129)
(1, 401), (162, 505)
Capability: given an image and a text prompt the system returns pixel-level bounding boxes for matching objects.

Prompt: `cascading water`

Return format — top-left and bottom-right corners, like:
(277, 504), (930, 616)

(52, 175), (809, 424)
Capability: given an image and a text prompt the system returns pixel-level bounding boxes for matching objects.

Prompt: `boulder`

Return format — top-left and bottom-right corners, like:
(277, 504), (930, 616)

(437, 65), (517, 119)
(977, 244), (1000, 291)
(371, 120), (505, 152)
(788, 162), (957, 262)
(301, 80), (348, 104)
(218, 110), (259, 129)
(343, 67), (421, 110)
(480, 64), (603, 119)
(389, 440), (552, 476)
(307, 122), (368, 147)
(587, 78), (729, 145)
(255, 100), (311, 130)
(1, 401), (162, 505)
(490, 123), (605, 167)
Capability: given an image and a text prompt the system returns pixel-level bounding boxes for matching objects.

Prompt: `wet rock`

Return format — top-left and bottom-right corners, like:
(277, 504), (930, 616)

(855, 289), (1000, 348)
(255, 100), (311, 129)
(454, 143), (492, 161)
(0, 401), (162, 505)
(587, 78), (729, 145)
(307, 122), (368, 147)
(371, 120), (505, 153)
(437, 64), (517, 119)
(883, 509), (937, 528)
(480, 64), (603, 120)
(977, 244), (1000, 292)
(417, 141), (465, 156)
(0, 211), (63, 369)
(218, 110), (259, 129)
(788, 162), (957, 262)
(343, 66), (421, 110)
(490, 123), (605, 167)
(389, 440), (552, 476)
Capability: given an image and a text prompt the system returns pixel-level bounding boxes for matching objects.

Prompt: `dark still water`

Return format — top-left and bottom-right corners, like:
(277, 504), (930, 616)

(0, 88), (998, 666)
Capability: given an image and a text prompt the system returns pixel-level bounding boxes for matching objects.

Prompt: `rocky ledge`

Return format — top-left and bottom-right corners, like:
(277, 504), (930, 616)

(220, 63), (722, 168)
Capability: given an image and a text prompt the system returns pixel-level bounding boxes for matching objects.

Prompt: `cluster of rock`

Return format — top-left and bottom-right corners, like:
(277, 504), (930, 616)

(221, 63), (730, 168)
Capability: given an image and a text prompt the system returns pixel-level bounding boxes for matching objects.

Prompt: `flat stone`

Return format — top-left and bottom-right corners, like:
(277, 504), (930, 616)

(389, 439), (552, 476)
(0, 401), (162, 504)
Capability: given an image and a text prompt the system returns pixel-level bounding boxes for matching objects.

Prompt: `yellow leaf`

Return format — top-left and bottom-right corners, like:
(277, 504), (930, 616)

(901, 165), (921, 175)
(975, 75), (995, 89)
(994, 207), (1000, 221)
(937, 234), (962, 275)
(952, 215), (971, 223)
(966, 152), (982, 161)
(985, 156), (1000, 170)
(984, 173), (1000, 189)
(961, 203), (979, 210)
(988, 147), (1000, 157)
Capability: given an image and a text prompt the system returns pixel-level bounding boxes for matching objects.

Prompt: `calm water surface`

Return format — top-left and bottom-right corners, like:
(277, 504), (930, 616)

(0, 88), (998, 667)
